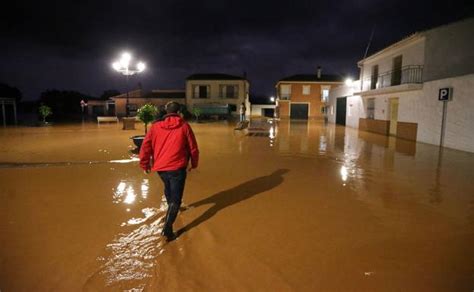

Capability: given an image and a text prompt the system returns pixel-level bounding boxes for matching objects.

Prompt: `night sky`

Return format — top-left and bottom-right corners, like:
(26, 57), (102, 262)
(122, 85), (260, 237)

(1, 0), (472, 100)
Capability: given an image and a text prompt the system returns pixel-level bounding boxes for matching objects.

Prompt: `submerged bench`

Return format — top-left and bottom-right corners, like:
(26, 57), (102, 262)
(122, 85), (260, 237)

(97, 116), (119, 124)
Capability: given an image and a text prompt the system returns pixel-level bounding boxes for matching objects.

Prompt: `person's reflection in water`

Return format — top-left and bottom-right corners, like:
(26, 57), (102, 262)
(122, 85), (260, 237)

(179, 169), (289, 236)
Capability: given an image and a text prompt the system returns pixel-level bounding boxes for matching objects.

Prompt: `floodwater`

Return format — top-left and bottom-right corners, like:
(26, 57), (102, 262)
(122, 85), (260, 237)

(0, 120), (473, 291)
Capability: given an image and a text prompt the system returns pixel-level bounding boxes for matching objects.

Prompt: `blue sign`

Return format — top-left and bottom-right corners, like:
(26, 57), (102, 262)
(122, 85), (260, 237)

(439, 88), (452, 101)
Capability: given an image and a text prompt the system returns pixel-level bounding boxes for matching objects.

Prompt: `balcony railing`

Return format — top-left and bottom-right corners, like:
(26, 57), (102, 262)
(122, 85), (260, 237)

(361, 65), (423, 91)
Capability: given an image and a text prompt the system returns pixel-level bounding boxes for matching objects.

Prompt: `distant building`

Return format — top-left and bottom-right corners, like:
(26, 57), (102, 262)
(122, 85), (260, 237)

(249, 96), (276, 118)
(106, 89), (186, 117)
(328, 17), (474, 152)
(275, 68), (344, 119)
(185, 73), (250, 117)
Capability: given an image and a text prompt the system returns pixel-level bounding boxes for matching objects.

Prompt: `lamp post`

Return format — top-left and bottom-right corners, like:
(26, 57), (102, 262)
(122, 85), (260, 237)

(112, 52), (146, 117)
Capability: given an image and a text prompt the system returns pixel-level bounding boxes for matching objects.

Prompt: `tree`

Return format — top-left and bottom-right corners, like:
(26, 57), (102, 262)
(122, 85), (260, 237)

(0, 83), (22, 102)
(137, 104), (157, 134)
(100, 89), (120, 100)
(38, 104), (52, 124)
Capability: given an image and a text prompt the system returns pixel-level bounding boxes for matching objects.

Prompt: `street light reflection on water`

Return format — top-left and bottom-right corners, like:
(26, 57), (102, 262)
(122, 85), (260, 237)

(113, 179), (150, 206)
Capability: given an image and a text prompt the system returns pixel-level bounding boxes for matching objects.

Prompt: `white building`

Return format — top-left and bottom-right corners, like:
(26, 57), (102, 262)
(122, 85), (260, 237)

(328, 18), (474, 153)
(185, 74), (250, 117)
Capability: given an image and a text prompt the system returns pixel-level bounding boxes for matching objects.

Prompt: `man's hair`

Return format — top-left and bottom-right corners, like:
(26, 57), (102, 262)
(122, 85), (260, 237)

(165, 102), (180, 114)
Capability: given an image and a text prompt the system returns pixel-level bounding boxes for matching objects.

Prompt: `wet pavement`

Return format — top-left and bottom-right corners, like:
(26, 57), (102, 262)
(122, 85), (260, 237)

(0, 120), (473, 291)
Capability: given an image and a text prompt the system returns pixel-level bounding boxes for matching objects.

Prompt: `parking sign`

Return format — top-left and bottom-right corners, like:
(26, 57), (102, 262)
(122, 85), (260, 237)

(439, 88), (452, 101)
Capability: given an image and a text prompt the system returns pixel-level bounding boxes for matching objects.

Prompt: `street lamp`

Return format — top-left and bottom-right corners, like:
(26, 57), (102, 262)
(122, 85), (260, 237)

(112, 52), (146, 117)
(270, 96), (275, 102)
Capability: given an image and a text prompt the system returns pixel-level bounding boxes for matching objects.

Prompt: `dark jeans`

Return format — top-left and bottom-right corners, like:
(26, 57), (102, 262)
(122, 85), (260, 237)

(158, 168), (187, 233)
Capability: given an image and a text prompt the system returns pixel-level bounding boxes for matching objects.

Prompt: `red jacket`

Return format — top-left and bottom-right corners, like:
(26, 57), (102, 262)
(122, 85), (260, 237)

(139, 114), (199, 171)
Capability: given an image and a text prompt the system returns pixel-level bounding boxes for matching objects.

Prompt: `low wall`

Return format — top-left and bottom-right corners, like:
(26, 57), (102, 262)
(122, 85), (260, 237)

(359, 118), (390, 135)
(397, 122), (418, 141)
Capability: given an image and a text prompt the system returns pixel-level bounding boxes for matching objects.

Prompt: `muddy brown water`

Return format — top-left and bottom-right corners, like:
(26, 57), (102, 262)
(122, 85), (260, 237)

(0, 120), (473, 291)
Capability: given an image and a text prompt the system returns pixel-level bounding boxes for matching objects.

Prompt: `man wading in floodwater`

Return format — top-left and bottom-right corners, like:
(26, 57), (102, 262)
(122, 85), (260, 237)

(139, 102), (199, 241)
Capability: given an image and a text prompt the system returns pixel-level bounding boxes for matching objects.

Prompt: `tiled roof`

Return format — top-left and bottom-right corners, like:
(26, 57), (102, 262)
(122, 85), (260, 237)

(186, 73), (246, 81)
(278, 74), (344, 82)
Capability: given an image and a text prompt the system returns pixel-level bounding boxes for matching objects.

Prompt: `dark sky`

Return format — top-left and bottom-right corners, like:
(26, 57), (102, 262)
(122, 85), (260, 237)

(1, 0), (472, 100)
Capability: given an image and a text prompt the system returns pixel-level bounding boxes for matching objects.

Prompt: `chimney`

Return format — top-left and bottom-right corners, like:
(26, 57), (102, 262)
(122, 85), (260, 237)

(317, 66), (322, 79)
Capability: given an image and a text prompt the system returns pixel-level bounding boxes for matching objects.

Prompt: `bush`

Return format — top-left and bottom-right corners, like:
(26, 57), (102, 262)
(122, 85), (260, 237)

(137, 104), (158, 134)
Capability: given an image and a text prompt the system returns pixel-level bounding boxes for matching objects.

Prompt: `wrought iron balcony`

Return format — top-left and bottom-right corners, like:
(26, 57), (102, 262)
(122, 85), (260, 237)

(361, 65), (423, 91)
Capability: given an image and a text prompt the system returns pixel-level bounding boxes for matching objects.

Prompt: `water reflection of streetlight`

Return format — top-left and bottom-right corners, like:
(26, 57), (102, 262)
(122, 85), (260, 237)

(340, 165), (348, 182)
(112, 52), (146, 117)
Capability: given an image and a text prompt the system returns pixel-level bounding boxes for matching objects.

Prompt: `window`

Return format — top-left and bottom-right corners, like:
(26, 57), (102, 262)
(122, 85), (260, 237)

(219, 85), (239, 99)
(193, 85), (210, 99)
(321, 85), (330, 102)
(280, 85), (291, 100)
(302, 85), (311, 95)
(367, 98), (375, 119)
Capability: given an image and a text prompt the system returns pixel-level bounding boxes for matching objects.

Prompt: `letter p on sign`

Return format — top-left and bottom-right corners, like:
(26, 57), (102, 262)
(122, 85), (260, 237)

(439, 87), (452, 101)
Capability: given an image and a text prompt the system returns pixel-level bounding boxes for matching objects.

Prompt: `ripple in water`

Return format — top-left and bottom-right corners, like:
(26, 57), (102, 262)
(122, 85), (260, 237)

(84, 197), (169, 291)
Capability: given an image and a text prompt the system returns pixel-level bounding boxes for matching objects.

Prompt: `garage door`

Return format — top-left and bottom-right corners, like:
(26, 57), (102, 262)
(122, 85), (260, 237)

(290, 104), (309, 119)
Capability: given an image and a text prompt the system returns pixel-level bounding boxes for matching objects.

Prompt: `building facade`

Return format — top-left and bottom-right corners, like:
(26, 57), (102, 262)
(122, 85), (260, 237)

(185, 74), (250, 116)
(275, 69), (343, 119)
(328, 18), (474, 153)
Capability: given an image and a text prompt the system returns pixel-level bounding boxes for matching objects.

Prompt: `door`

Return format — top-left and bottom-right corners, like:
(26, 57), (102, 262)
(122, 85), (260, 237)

(389, 98), (399, 135)
(290, 104), (309, 120)
(336, 97), (347, 126)
(391, 55), (403, 86)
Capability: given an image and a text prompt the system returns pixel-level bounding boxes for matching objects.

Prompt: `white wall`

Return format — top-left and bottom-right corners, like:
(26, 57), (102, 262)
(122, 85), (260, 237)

(331, 74), (474, 153)
(417, 74), (474, 152)
(424, 18), (474, 82)
(346, 95), (364, 129)
(250, 104), (276, 117)
(327, 81), (363, 128)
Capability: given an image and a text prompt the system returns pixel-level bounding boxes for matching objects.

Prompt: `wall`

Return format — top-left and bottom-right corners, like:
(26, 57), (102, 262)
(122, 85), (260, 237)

(327, 82), (363, 128)
(417, 74), (474, 152)
(185, 80), (249, 115)
(423, 18), (474, 82)
(250, 104), (276, 117)
(278, 100), (290, 118)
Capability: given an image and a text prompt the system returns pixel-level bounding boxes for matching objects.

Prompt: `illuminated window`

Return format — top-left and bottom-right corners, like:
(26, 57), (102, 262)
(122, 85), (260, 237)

(302, 85), (311, 95)
(321, 85), (330, 102)
(321, 89), (329, 102)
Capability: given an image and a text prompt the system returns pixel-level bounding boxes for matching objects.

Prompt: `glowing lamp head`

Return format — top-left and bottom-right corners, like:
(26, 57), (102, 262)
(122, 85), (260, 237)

(345, 78), (353, 86)
(120, 52), (131, 67)
(137, 62), (146, 72)
(270, 96), (275, 102)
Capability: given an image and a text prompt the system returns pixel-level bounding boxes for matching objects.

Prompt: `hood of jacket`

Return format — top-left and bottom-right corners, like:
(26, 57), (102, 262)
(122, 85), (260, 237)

(159, 114), (184, 130)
